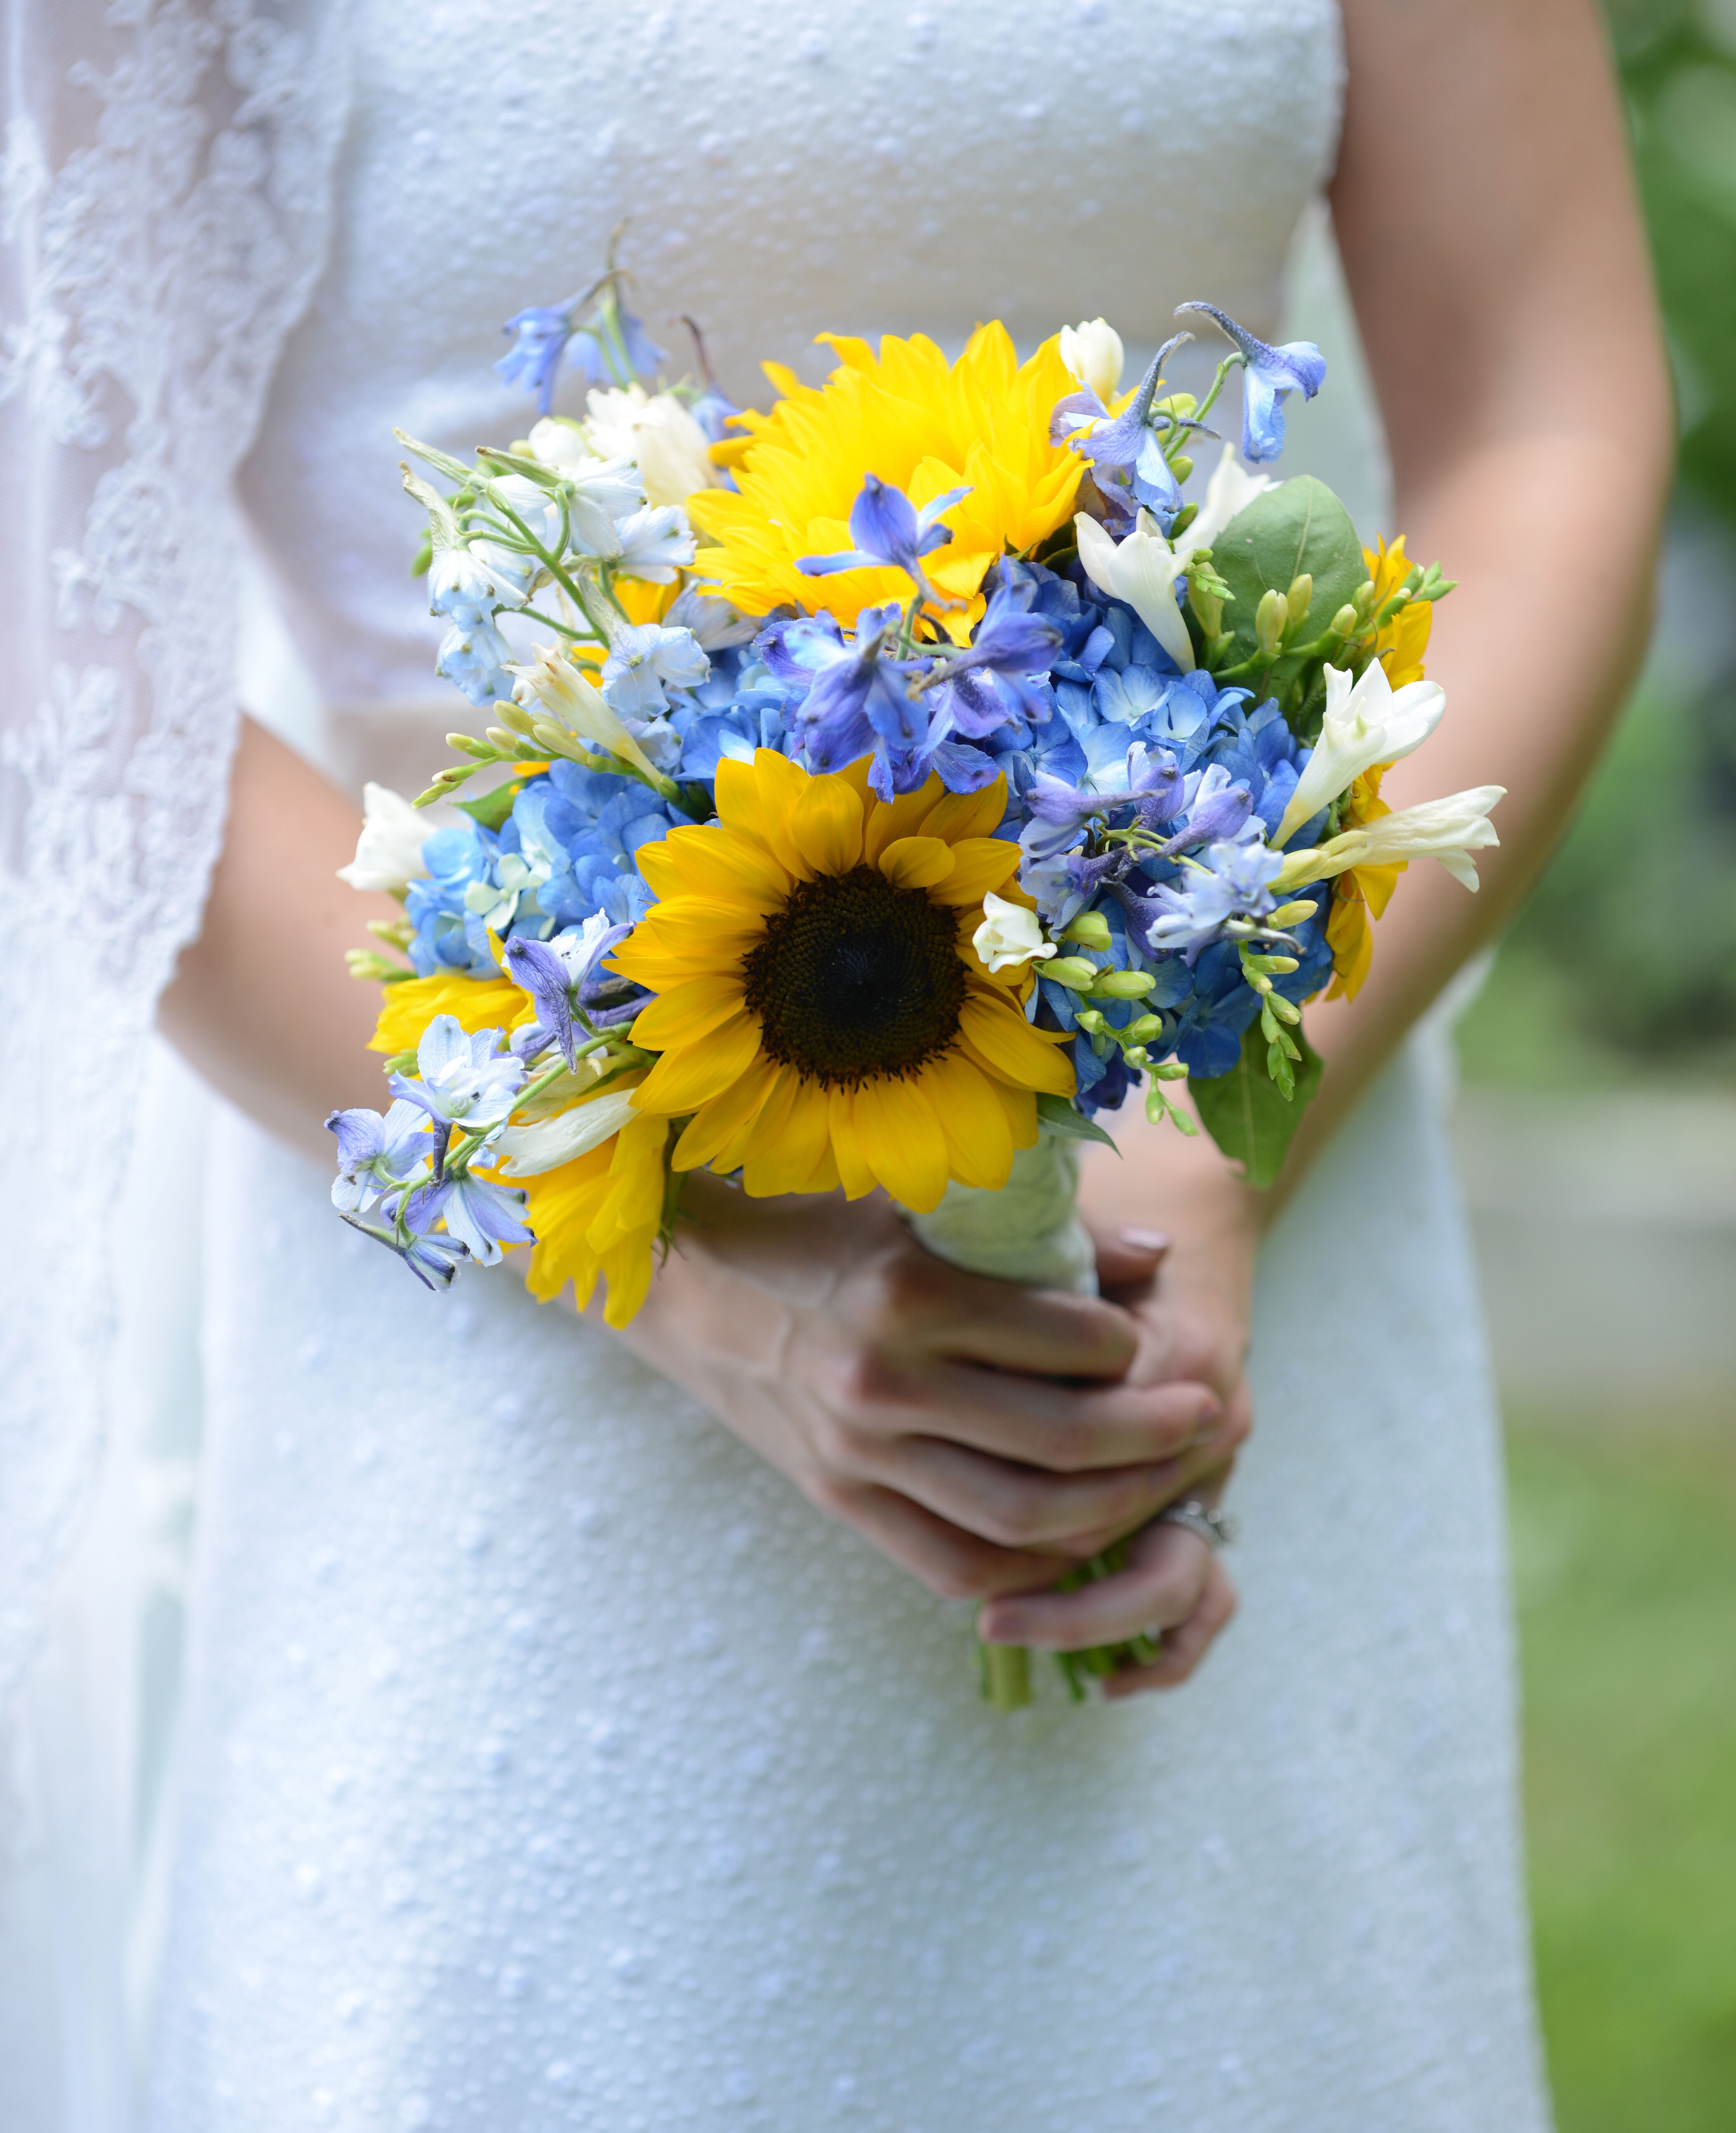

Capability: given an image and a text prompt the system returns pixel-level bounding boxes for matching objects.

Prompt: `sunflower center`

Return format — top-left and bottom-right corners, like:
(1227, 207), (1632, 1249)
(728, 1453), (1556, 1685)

(743, 865), (966, 1088)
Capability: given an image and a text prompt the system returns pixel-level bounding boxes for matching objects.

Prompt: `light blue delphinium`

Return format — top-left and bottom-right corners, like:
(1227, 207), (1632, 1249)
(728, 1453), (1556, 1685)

(399, 1171), (532, 1269)
(1049, 334), (1190, 531)
(338, 1210), (472, 1291)
(503, 911), (633, 1067)
(613, 505), (698, 584)
(1175, 303), (1325, 463)
(601, 623), (711, 719)
(437, 615), (515, 707)
(427, 540), (533, 629)
(1122, 835), (1285, 959)
(326, 1099), (433, 1215)
(498, 302), (578, 416)
(390, 1016), (526, 1132)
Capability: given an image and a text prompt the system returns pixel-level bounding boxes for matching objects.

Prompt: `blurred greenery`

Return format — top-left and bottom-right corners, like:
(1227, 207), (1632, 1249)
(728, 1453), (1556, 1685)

(1511, 1415), (1736, 2132)
(1457, 3), (1736, 1084)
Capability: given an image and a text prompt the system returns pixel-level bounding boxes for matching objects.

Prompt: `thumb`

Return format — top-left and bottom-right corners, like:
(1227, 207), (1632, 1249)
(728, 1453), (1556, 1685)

(1088, 1221), (1170, 1295)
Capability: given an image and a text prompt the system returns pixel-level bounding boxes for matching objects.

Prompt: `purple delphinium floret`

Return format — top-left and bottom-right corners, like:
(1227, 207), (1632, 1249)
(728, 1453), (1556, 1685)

(796, 474), (971, 583)
(399, 1172), (532, 1268)
(504, 913), (631, 1069)
(326, 1097), (432, 1216)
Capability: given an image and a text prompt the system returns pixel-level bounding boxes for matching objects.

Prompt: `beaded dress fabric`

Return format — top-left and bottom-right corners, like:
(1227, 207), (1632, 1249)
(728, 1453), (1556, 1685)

(136, 2), (1551, 2126)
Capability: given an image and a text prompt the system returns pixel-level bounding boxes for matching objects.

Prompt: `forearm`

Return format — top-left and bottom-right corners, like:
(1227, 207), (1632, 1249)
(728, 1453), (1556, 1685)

(157, 715), (395, 1159)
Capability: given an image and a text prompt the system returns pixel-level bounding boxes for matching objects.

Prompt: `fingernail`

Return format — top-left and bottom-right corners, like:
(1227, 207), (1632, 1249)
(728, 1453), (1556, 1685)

(1118, 1225), (1171, 1257)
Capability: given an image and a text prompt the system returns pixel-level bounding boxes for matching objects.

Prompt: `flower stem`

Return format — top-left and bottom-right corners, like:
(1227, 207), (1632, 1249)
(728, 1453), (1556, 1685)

(981, 1640), (1033, 1712)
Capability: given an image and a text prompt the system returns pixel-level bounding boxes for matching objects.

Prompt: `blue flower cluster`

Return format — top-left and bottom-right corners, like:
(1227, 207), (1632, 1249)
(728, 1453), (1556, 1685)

(406, 540), (1332, 1117)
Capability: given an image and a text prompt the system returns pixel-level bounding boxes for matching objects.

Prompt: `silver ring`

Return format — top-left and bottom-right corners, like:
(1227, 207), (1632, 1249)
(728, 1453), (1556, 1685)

(1158, 1499), (1238, 1549)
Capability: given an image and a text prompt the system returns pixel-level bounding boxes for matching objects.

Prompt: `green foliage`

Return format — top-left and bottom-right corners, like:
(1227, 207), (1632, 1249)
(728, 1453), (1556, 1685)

(1034, 1090), (1120, 1150)
(1189, 1021), (1323, 1187)
(455, 777), (527, 832)
(1510, 1413), (1736, 2132)
(1208, 477), (1368, 726)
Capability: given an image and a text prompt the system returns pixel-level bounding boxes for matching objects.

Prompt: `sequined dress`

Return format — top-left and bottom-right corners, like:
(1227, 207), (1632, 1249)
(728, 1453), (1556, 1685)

(144, 4), (1552, 2125)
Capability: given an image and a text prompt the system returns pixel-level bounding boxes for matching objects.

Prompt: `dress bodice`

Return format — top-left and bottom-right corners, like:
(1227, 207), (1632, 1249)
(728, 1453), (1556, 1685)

(239, 0), (1342, 719)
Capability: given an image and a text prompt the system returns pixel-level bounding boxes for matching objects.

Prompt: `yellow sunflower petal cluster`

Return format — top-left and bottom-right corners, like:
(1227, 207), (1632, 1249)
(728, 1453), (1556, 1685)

(610, 750), (1075, 1214)
(1365, 535), (1431, 688)
(687, 326), (1085, 643)
(513, 1081), (671, 1328)
(1323, 764), (1405, 1001)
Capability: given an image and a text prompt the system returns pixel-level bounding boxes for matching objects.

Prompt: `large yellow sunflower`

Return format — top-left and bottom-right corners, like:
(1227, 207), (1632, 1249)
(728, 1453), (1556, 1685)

(687, 326), (1085, 641)
(610, 750), (1075, 1212)
(1365, 535), (1431, 688)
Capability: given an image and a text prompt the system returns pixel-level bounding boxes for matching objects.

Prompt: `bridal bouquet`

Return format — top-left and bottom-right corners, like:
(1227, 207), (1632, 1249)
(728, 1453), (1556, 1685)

(331, 268), (1500, 1699)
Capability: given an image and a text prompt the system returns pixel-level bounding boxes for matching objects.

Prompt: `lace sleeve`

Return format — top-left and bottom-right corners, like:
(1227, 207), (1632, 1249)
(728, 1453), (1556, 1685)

(0, 0), (352, 1710)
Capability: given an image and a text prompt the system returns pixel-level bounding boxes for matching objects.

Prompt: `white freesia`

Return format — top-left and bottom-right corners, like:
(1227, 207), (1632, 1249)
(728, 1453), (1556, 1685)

(1173, 443), (1277, 561)
(972, 890), (1057, 974)
(1272, 660), (1447, 847)
(490, 1088), (641, 1176)
(1059, 317), (1125, 403)
(510, 642), (661, 780)
(336, 784), (430, 895)
(584, 383), (716, 508)
(1275, 785), (1506, 893)
(1074, 508), (1194, 671)
(526, 416), (592, 477)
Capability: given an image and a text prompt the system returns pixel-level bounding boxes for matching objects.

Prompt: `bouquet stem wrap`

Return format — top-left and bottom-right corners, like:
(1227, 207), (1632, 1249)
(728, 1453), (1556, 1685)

(905, 1135), (1099, 1711)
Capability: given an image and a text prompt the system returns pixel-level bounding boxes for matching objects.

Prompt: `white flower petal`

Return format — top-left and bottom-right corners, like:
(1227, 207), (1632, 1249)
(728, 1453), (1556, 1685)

(1074, 511), (1194, 672)
(492, 1089), (641, 1175)
(1273, 661), (1447, 848)
(337, 783), (431, 895)
(972, 890), (1056, 974)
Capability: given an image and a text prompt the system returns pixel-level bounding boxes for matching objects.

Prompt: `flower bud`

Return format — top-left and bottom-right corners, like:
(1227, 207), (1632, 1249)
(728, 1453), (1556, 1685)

(1255, 588), (1288, 657)
(1267, 899), (1318, 928)
(1042, 956), (1099, 989)
(1329, 604), (1358, 637)
(1090, 969), (1156, 1000)
(1285, 573), (1313, 625)
(1062, 911), (1113, 951)
(1170, 454), (1194, 485)
(1122, 1013), (1164, 1043)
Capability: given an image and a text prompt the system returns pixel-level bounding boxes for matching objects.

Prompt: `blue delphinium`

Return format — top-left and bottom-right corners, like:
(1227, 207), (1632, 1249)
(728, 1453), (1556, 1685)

(326, 1099), (432, 1215)
(1176, 303), (1325, 464)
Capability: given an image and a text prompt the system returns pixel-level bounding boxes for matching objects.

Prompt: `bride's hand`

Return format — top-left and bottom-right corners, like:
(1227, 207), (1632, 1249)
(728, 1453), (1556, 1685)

(604, 1170), (1243, 1626)
(974, 1108), (1262, 1697)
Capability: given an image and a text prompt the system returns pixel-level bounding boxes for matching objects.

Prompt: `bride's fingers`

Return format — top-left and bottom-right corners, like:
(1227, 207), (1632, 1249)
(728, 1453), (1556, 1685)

(975, 1515), (1217, 1651)
(878, 1356), (1224, 1471)
(843, 1433), (1197, 1553)
(808, 1475), (1074, 1602)
(1100, 1558), (1239, 1698)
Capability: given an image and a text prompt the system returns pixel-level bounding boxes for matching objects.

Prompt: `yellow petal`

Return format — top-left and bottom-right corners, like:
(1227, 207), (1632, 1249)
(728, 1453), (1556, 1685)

(789, 773), (865, 876)
(862, 773), (945, 865)
(917, 776), (1008, 846)
(369, 972), (522, 1056)
(671, 1053), (781, 1171)
(742, 1075), (834, 1197)
(791, 1144), (842, 1195)
(958, 994), (1077, 1096)
(632, 1011), (766, 1114)
(827, 1085), (878, 1200)
(629, 972), (751, 1053)
(852, 1076), (951, 1212)
(919, 1050), (1015, 1191)
(715, 750), (810, 878)
(876, 835), (956, 890)
(926, 836), (1022, 905)
(635, 839), (683, 902)
(657, 823), (793, 907)
(599, 1234), (657, 1327)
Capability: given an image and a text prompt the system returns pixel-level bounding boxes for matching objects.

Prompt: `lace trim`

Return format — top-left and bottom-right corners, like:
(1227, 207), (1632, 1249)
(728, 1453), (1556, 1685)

(0, 0), (351, 1712)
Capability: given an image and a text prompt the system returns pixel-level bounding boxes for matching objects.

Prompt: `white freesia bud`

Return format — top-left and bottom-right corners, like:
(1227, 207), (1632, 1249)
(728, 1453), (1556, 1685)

(585, 383), (716, 508)
(1172, 443), (1277, 561)
(1074, 509), (1194, 671)
(526, 416), (591, 477)
(510, 643), (661, 781)
(1274, 785), (1506, 893)
(972, 890), (1057, 974)
(490, 1088), (640, 1176)
(336, 784), (430, 895)
(1059, 317), (1125, 402)
(1272, 660), (1447, 848)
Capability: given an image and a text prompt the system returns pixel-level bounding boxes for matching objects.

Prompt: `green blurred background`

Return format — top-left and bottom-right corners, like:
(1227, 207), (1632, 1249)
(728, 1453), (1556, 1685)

(1461, 7), (1736, 2127)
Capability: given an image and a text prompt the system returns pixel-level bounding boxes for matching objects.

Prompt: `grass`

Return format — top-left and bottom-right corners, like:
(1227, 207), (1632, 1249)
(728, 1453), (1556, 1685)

(1510, 1412), (1736, 2131)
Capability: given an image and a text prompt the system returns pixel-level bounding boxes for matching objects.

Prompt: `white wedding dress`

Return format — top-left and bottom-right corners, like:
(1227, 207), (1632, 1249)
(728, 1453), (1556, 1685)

(2, 2), (1552, 2126)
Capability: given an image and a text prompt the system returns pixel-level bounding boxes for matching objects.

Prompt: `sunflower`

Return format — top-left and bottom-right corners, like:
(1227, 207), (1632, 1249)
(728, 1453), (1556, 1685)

(512, 1078), (672, 1328)
(609, 750), (1075, 1212)
(687, 326), (1085, 642)
(1365, 535), (1431, 688)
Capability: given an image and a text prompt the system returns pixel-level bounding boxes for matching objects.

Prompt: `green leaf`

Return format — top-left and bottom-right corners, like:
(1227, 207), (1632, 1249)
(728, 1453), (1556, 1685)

(1190, 1022), (1323, 1189)
(455, 776), (529, 832)
(1210, 477), (1367, 711)
(1035, 1091), (1120, 1151)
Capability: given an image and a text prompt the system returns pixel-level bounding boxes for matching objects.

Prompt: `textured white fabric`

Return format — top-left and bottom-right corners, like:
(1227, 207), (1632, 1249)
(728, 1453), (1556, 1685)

(91, 1), (1546, 2124)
